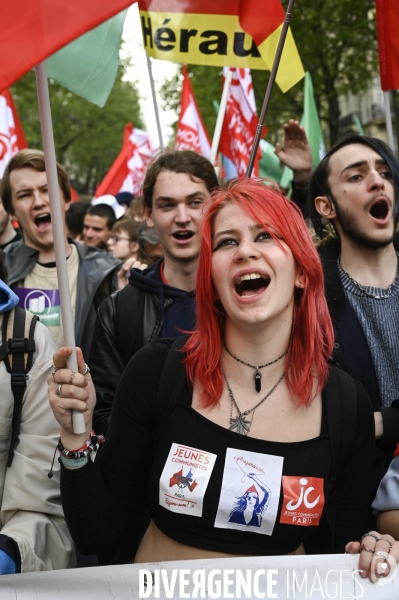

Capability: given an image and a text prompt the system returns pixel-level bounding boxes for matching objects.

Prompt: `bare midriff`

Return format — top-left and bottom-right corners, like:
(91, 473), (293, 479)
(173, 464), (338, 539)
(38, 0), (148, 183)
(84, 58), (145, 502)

(133, 520), (305, 563)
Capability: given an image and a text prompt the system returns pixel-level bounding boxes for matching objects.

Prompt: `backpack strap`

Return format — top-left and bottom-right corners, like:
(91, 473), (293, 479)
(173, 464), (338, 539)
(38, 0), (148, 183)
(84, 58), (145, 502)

(153, 336), (189, 442)
(115, 285), (145, 365)
(325, 364), (357, 486)
(0, 307), (38, 466)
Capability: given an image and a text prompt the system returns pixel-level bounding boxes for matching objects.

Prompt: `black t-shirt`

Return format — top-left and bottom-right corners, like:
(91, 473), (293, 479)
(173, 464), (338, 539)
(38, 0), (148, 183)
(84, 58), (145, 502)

(61, 339), (374, 559)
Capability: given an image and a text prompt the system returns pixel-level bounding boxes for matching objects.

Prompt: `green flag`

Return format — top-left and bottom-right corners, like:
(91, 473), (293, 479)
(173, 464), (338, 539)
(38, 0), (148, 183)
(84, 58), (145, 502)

(259, 140), (283, 183)
(302, 72), (325, 165)
(46, 10), (127, 107)
(279, 71), (325, 188)
(353, 114), (365, 135)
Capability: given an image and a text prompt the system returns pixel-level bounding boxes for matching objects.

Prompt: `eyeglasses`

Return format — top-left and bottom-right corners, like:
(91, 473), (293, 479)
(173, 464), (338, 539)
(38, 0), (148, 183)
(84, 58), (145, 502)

(108, 235), (131, 243)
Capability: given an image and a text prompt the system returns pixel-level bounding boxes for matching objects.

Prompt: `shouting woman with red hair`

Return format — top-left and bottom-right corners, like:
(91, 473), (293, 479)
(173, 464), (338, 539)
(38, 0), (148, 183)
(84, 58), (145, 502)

(48, 179), (398, 578)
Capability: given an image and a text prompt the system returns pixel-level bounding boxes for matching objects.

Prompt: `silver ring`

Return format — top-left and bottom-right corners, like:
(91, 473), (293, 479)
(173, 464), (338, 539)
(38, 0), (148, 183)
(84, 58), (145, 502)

(82, 363), (90, 376)
(374, 550), (390, 560)
(360, 544), (374, 553)
(51, 363), (62, 382)
(379, 538), (393, 551)
(56, 383), (66, 398)
(360, 532), (379, 544)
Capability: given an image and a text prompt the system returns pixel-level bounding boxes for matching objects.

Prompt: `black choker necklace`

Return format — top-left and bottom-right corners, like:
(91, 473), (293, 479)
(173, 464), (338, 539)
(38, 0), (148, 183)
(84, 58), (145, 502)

(223, 341), (288, 393)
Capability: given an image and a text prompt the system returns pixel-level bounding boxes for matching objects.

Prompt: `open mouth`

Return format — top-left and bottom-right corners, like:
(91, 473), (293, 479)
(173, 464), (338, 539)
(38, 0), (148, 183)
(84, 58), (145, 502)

(34, 213), (52, 231)
(235, 273), (270, 298)
(173, 231), (194, 241)
(369, 199), (389, 221)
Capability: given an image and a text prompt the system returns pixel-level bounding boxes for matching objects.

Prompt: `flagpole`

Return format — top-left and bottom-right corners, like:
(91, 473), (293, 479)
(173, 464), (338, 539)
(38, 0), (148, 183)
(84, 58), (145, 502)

(383, 91), (395, 151)
(246, 0), (296, 177)
(35, 62), (85, 435)
(210, 70), (233, 166)
(146, 53), (164, 151)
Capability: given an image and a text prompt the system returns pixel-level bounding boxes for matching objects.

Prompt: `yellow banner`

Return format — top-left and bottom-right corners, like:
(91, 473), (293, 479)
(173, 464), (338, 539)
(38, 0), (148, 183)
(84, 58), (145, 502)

(140, 11), (304, 92)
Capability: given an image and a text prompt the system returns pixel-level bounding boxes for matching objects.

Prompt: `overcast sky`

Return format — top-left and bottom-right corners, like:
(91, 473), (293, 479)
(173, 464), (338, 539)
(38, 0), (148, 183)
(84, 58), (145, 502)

(121, 4), (178, 146)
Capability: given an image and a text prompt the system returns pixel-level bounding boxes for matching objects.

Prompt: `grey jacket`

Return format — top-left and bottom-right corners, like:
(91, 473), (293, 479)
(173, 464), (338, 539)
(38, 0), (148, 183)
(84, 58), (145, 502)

(4, 240), (122, 357)
(0, 312), (76, 572)
(372, 455), (399, 514)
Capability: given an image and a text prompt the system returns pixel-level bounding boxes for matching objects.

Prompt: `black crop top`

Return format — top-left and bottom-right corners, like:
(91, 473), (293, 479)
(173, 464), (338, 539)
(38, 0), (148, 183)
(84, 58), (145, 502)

(61, 339), (374, 560)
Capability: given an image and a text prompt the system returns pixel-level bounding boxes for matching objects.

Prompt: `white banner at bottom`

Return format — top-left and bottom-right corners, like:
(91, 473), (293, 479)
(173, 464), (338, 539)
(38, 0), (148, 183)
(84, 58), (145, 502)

(0, 553), (397, 599)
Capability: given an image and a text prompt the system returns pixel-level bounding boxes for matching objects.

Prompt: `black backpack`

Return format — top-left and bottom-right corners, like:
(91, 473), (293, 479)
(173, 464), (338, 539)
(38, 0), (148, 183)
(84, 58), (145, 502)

(116, 284), (146, 366)
(0, 307), (38, 466)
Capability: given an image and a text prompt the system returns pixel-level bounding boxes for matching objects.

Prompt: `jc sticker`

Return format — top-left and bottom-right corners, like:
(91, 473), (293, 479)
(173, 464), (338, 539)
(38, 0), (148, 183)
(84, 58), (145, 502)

(280, 476), (325, 526)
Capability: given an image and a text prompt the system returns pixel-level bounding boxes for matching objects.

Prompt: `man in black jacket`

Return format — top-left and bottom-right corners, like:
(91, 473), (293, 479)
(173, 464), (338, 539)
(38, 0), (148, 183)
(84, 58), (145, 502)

(0, 149), (122, 357)
(91, 150), (219, 435)
(308, 134), (399, 502)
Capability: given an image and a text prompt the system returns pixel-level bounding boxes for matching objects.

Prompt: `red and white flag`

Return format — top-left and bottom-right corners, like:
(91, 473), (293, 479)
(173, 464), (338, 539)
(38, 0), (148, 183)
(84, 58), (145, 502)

(95, 123), (159, 198)
(0, 89), (27, 177)
(219, 68), (261, 177)
(175, 65), (211, 158)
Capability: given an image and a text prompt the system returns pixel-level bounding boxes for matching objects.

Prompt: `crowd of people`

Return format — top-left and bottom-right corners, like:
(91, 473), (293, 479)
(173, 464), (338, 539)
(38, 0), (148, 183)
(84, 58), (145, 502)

(0, 123), (398, 585)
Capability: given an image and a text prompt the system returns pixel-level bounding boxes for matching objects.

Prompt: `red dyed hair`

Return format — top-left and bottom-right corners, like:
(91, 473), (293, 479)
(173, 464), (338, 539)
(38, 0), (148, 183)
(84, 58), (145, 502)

(184, 178), (334, 408)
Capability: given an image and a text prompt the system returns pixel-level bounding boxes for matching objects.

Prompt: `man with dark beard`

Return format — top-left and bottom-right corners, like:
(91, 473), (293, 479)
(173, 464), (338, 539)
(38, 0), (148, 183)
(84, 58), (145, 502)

(309, 134), (399, 508)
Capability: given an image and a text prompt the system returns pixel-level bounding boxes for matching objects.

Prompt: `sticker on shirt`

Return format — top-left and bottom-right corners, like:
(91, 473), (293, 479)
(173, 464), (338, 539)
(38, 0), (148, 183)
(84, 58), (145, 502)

(280, 476), (325, 526)
(14, 288), (61, 326)
(214, 448), (283, 536)
(159, 443), (217, 517)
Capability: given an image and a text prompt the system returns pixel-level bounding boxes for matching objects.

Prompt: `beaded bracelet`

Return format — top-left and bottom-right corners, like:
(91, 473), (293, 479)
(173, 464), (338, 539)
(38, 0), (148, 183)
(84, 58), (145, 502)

(57, 432), (104, 459)
(48, 432), (104, 478)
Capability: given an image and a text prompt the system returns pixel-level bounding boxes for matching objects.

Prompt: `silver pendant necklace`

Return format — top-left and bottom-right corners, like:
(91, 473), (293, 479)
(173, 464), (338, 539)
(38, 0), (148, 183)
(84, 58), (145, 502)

(222, 370), (285, 435)
(223, 340), (288, 393)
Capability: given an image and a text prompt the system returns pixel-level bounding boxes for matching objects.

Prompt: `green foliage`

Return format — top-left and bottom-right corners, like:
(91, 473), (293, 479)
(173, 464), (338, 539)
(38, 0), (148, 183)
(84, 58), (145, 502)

(11, 61), (143, 195)
(160, 0), (379, 149)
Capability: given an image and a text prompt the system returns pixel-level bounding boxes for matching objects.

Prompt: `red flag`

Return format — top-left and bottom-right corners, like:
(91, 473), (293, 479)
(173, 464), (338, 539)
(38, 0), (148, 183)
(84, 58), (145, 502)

(95, 123), (159, 198)
(175, 65), (211, 158)
(0, 0), (133, 93)
(189, 480), (198, 492)
(169, 468), (183, 488)
(375, 0), (399, 91)
(219, 68), (262, 177)
(239, 0), (284, 47)
(0, 89), (27, 177)
(70, 187), (80, 203)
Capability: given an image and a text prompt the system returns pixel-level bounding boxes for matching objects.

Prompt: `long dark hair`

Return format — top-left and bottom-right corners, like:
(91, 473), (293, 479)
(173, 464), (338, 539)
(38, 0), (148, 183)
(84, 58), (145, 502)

(230, 492), (260, 517)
